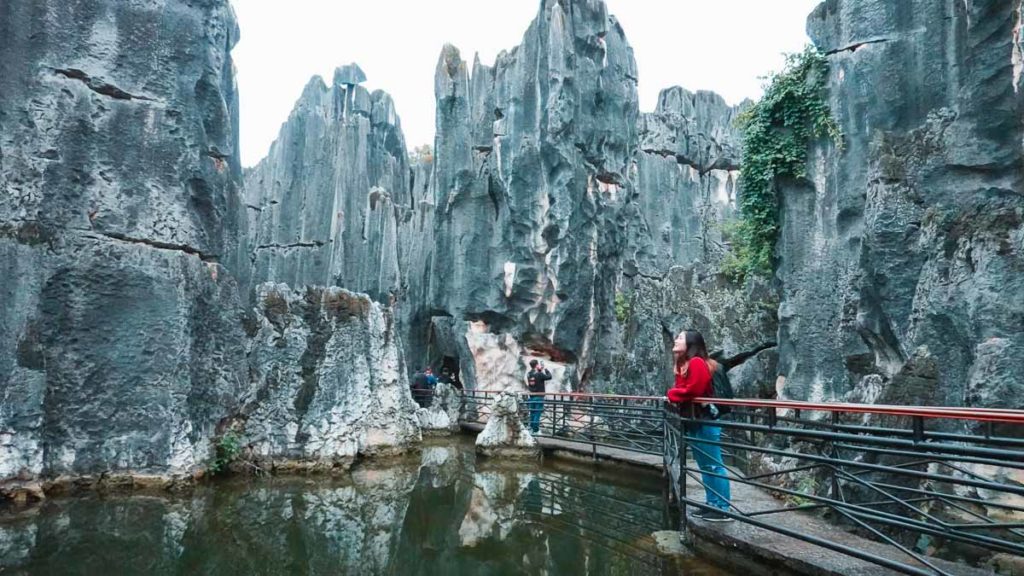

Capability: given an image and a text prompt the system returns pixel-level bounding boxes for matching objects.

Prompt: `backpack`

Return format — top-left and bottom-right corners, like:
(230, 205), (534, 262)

(705, 362), (734, 418)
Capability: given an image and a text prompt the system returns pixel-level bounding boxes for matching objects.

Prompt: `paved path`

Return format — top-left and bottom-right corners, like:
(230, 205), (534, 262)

(685, 474), (989, 576)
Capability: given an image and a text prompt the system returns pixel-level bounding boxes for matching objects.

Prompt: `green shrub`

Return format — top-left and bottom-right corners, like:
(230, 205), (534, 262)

(209, 431), (242, 475)
(724, 46), (842, 283)
(614, 291), (631, 325)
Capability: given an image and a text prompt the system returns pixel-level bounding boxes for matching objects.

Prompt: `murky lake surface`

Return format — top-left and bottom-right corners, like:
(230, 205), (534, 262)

(0, 437), (729, 575)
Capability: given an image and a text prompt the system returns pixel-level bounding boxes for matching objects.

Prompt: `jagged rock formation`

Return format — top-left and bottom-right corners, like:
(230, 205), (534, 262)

(242, 284), (421, 468)
(593, 87), (777, 396)
(776, 0), (1024, 411)
(418, 0), (640, 382)
(0, 2), (423, 492)
(632, 87), (743, 273)
(0, 0), (248, 485)
(8, 0), (1021, 496)
(475, 391), (539, 458)
(416, 382), (461, 434)
(246, 0), (777, 397)
(415, 3), (778, 395)
(244, 64), (410, 302)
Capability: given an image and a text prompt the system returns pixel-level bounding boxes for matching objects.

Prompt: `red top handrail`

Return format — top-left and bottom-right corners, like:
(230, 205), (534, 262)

(696, 398), (1024, 424)
(462, 389), (1024, 424)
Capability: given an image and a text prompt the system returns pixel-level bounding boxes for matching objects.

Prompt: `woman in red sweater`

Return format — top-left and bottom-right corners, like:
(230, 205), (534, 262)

(667, 330), (733, 522)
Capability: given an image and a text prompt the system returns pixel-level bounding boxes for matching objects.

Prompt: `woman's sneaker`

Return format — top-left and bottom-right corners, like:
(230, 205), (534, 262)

(700, 510), (734, 522)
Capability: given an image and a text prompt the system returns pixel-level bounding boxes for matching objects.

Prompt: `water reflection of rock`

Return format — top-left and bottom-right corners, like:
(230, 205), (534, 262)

(1, 439), (672, 575)
(1, 461), (421, 575)
(459, 470), (537, 547)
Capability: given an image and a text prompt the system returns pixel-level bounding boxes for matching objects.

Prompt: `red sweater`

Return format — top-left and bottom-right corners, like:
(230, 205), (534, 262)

(667, 357), (712, 403)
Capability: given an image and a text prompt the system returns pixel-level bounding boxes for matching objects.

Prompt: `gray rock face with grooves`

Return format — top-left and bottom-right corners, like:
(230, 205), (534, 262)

(244, 66), (409, 303)
(633, 87), (742, 273)
(593, 87), (777, 397)
(243, 284), (421, 468)
(0, 0), (247, 482)
(777, 0), (1024, 411)
(425, 0), (639, 376)
(244, 0), (778, 395)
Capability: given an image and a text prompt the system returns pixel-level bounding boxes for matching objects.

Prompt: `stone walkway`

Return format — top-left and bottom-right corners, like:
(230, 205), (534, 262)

(685, 475), (990, 576)
(459, 423), (991, 576)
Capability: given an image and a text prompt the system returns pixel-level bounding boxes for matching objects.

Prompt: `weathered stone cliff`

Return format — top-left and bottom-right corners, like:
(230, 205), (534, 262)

(241, 284), (421, 470)
(10, 0), (1021, 496)
(0, 0), (248, 484)
(777, 0), (1024, 412)
(0, 2), (424, 491)
(244, 64), (410, 303)
(418, 0), (640, 386)
(244, 0), (774, 396)
(594, 87), (777, 396)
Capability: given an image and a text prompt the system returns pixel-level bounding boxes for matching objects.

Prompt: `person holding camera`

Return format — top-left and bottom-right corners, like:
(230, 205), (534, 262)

(525, 359), (552, 434)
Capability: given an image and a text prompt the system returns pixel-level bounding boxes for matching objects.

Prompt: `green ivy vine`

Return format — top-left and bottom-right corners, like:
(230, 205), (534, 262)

(723, 46), (842, 283)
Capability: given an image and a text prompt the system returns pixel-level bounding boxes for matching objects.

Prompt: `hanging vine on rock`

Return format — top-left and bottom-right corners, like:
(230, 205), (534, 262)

(723, 46), (842, 283)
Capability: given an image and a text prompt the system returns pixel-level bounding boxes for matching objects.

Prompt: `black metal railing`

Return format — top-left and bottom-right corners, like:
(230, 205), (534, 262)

(519, 472), (667, 570)
(451, 387), (1024, 575)
(410, 387), (436, 408)
(458, 389), (664, 455)
(665, 400), (1024, 575)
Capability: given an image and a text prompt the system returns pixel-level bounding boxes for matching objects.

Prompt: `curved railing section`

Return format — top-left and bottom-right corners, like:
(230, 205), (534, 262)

(449, 388), (1023, 575)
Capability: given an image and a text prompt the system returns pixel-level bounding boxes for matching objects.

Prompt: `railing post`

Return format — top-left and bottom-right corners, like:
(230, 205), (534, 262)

(768, 407), (777, 429)
(912, 416), (925, 444)
(561, 394), (566, 436)
(591, 397), (597, 462)
(831, 411), (840, 501)
(678, 413), (688, 522)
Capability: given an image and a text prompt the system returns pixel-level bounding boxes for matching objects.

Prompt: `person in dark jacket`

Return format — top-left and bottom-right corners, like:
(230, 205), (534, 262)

(411, 368), (431, 407)
(526, 359), (552, 433)
(666, 330), (732, 522)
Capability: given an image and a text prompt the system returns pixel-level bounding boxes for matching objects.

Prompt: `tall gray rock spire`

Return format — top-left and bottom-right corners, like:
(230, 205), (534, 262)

(244, 67), (410, 302)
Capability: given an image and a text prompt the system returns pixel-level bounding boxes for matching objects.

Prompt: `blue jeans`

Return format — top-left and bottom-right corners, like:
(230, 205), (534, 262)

(687, 423), (731, 511)
(527, 397), (544, 433)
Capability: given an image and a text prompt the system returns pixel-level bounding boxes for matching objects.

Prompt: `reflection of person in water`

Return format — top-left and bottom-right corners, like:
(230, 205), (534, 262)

(522, 477), (543, 516)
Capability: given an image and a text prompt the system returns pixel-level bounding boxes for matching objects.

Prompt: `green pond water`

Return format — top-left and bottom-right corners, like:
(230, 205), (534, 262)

(0, 437), (729, 575)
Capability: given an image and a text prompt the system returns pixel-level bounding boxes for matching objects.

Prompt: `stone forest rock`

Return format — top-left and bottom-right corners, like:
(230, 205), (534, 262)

(243, 65), (409, 302)
(214, 0), (779, 399)
(0, 1), (422, 490)
(243, 284), (421, 468)
(0, 0), (248, 484)
(475, 391), (539, 459)
(417, 0), (641, 383)
(3, 0), (1023, 493)
(776, 0), (1024, 411)
(416, 382), (461, 434)
(592, 87), (777, 396)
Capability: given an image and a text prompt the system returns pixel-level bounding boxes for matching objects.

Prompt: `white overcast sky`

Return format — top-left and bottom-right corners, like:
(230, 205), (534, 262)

(231, 0), (821, 167)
